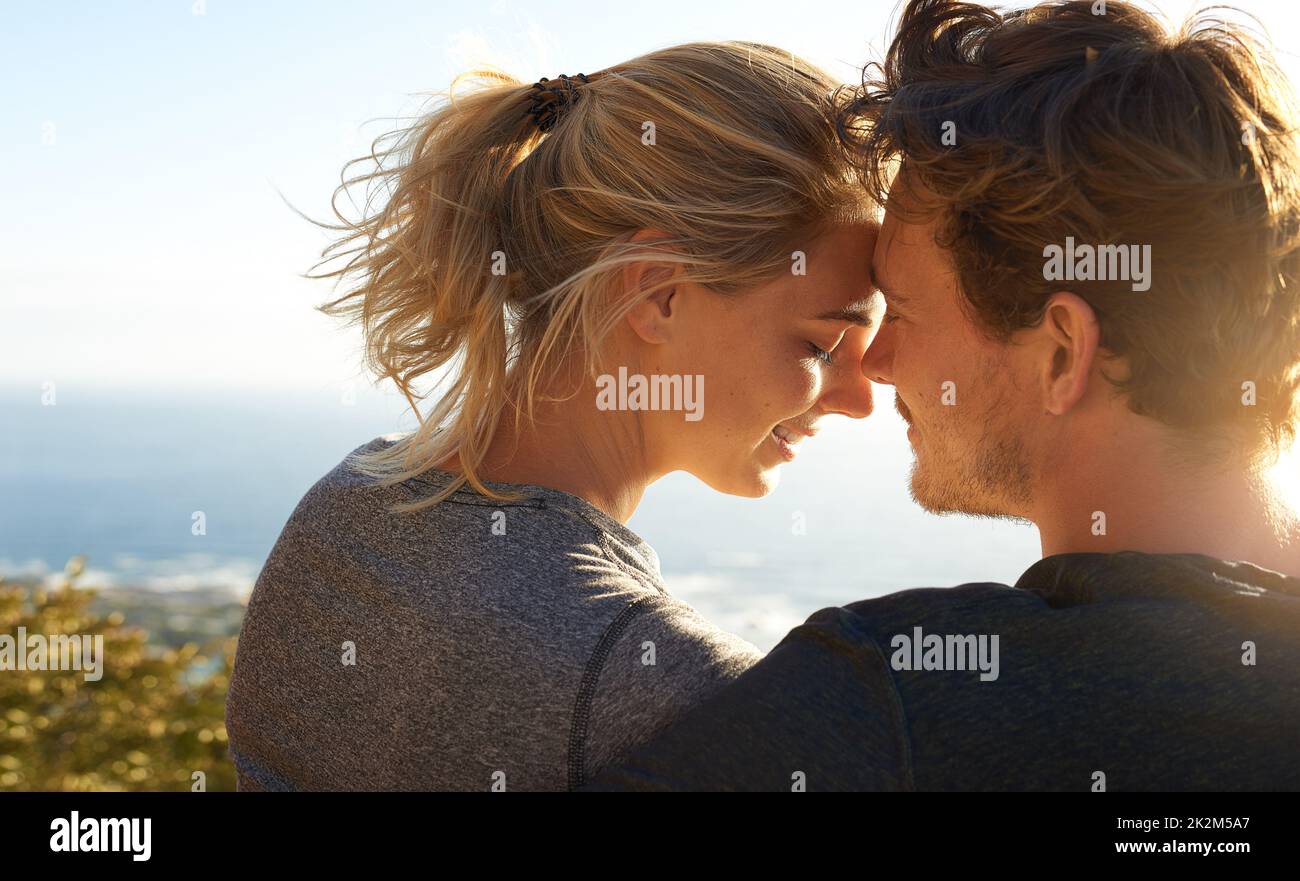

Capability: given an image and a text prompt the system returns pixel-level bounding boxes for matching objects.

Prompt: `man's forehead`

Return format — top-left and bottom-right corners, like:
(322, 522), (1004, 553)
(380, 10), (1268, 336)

(872, 207), (913, 287)
(879, 193), (935, 244)
(875, 197), (943, 273)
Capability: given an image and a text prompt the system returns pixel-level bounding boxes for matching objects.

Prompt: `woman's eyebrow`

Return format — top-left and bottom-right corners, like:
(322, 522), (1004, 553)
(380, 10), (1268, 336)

(815, 299), (877, 326)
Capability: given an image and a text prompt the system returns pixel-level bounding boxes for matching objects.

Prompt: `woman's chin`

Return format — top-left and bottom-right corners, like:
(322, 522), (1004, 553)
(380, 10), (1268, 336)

(697, 465), (781, 498)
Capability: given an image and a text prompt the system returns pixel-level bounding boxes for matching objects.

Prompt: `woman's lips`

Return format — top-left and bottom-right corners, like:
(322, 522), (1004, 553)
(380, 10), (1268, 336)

(770, 424), (812, 461)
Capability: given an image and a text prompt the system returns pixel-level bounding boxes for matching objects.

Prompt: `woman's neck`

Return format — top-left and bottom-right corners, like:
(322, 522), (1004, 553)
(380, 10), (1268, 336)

(454, 383), (656, 525)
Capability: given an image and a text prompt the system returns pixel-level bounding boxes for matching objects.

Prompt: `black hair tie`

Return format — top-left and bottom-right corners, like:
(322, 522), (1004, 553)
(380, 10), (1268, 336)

(526, 73), (591, 133)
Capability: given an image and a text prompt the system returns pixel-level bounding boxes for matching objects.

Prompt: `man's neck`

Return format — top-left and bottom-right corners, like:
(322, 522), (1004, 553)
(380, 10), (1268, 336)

(1033, 434), (1300, 578)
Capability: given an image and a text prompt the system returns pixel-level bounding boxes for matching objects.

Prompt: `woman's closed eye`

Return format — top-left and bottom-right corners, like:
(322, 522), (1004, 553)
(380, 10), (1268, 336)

(807, 341), (834, 364)
(806, 324), (853, 365)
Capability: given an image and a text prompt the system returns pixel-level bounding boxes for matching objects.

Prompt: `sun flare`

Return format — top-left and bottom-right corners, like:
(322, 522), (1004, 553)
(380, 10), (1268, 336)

(1268, 450), (1300, 512)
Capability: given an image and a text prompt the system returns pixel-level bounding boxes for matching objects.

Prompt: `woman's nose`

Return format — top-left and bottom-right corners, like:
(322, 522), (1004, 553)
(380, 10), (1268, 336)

(820, 360), (875, 419)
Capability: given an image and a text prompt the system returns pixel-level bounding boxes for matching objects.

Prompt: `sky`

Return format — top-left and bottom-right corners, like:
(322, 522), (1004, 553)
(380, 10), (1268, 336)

(4, 0), (1299, 395)
(0, 0), (899, 394)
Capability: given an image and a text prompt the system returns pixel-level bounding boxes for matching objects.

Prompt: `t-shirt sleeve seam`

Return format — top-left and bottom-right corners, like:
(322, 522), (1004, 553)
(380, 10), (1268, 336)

(566, 595), (656, 790)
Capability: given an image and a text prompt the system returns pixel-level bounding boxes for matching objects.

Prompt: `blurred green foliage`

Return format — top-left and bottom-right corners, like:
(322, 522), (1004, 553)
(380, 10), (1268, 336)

(0, 556), (237, 791)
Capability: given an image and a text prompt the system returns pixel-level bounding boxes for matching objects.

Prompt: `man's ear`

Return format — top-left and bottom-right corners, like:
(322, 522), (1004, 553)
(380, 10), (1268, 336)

(622, 230), (680, 345)
(1035, 291), (1101, 416)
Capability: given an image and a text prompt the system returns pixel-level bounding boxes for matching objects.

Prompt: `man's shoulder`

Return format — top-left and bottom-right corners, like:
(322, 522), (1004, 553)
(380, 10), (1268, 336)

(827, 550), (1300, 642)
(840, 580), (1030, 626)
(589, 553), (1300, 790)
(787, 579), (1040, 661)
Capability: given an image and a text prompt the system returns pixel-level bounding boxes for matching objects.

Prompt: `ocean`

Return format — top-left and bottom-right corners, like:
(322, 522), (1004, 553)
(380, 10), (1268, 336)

(1, 382), (1041, 651)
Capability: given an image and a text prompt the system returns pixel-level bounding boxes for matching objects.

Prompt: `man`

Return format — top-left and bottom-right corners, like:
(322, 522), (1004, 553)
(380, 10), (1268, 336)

(587, 0), (1300, 791)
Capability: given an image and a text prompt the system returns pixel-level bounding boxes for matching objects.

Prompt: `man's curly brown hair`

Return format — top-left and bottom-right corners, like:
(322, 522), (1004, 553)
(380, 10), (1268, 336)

(837, 0), (1300, 456)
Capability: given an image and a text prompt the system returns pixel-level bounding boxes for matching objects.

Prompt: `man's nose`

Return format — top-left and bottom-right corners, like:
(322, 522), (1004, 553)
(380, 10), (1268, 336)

(861, 325), (895, 386)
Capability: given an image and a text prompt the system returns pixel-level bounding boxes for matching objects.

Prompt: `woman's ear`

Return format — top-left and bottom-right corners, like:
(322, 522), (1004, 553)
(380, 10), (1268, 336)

(622, 230), (680, 345)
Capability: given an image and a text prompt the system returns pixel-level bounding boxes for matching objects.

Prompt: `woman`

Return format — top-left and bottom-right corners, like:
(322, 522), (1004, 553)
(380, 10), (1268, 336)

(226, 41), (882, 791)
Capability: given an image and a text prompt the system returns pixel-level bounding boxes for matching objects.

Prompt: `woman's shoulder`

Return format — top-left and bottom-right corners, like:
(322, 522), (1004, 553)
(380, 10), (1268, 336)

(272, 434), (664, 595)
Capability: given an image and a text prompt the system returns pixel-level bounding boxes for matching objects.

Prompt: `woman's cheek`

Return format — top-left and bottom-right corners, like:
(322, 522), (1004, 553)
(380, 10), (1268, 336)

(769, 362), (821, 419)
(798, 360), (824, 403)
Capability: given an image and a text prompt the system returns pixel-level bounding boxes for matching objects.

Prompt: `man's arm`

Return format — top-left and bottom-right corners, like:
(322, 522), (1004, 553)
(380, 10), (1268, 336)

(584, 606), (913, 792)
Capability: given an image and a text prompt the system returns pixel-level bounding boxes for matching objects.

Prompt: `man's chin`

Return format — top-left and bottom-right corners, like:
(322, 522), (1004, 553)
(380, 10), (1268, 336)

(907, 464), (959, 515)
(907, 460), (1010, 518)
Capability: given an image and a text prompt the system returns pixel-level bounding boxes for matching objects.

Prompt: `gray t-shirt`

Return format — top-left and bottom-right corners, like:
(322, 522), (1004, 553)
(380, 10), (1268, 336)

(225, 435), (762, 791)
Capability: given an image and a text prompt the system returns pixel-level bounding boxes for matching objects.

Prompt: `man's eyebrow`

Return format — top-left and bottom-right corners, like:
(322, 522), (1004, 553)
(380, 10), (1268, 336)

(880, 286), (908, 305)
(871, 240), (911, 307)
(815, 299), (876, 326)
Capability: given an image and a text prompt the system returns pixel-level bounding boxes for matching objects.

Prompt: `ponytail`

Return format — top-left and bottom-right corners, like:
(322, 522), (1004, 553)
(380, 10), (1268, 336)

(309, 70), (540, 508)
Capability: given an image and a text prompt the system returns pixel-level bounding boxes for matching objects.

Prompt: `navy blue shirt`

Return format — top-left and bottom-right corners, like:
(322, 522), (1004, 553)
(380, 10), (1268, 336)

(587, 553), (1300, 791)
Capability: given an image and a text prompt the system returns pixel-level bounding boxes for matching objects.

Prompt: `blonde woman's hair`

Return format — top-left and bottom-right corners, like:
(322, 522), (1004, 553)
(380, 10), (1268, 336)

(309, 42), (866, 511)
